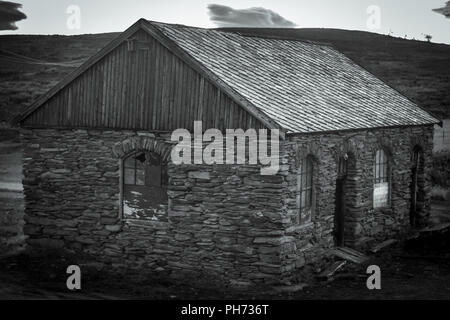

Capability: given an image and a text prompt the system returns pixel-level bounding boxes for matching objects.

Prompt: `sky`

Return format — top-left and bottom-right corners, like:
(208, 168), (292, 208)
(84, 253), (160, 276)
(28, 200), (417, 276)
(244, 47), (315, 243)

(1, 0), (449, 44)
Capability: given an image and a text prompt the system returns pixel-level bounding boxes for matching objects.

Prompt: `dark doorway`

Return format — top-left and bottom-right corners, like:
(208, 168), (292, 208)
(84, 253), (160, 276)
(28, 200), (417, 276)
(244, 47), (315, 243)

(410, 146), (424, 227)
(335, 156), (348, 247)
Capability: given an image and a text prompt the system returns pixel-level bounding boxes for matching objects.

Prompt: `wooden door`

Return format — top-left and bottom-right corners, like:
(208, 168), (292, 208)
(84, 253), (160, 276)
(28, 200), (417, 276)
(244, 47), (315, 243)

(410, 149), (421, 227)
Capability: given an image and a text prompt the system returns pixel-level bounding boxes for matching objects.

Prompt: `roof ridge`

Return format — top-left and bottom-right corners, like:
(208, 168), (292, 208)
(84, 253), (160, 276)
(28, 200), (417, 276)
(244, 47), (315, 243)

(145, 19), (333, 47)
(216, 29), (334, 47)
(145, 19), (206, 30)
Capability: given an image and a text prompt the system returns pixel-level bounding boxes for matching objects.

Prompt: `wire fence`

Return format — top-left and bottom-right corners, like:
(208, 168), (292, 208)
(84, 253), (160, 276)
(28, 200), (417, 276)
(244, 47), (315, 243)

(0, 48), (85, 67)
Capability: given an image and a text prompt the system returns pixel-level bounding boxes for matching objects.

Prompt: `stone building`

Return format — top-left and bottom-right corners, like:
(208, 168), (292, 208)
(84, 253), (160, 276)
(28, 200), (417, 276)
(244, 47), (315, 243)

(15, 20), (439, 285)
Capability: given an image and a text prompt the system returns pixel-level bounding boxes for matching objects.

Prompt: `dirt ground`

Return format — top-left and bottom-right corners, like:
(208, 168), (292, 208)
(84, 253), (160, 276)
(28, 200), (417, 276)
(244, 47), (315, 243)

(0, 224), (449, 300)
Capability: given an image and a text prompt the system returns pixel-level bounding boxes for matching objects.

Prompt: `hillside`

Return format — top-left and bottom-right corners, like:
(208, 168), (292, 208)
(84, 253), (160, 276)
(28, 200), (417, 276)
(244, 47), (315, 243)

(0, 33), (118, 125)
(0, 28), (449, 127)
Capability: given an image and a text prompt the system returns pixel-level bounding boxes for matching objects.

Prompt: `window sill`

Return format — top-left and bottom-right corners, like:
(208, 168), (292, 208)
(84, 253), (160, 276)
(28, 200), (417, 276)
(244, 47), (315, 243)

(123, 218), (170, 229)
(372, 206), (393, 214)
(287, 222), (314, 233)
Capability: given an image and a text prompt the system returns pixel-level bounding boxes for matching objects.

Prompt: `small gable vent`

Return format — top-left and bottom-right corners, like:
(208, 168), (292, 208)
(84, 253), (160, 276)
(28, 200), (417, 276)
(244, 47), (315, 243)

(127, 39), (151, 52)
(127, 39), (136, 52)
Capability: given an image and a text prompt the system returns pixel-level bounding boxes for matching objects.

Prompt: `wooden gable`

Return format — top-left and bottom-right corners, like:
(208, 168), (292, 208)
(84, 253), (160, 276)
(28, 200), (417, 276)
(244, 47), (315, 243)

(19, 23), (268, 132)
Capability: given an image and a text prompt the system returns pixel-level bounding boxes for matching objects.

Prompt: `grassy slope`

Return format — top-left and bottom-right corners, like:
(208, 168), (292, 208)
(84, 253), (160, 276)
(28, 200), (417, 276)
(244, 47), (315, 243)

(0, 33), (119, 125)
(0, 28), (449, 126)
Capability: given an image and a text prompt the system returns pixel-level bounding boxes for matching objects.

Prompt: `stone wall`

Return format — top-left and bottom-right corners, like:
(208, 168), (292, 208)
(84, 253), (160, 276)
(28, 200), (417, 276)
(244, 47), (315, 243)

(278, 125), (434, 280)
(20, 125), (434, 285)
(20, 128), (287, 286)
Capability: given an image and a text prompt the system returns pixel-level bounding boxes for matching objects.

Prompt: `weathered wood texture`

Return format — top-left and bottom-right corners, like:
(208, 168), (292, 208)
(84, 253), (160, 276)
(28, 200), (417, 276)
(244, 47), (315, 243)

(22, 29), (265, 132)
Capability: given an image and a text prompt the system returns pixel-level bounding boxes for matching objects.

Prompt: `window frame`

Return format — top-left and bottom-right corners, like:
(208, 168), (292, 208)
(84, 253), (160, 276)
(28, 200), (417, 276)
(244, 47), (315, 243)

(373, 149), (391, 209)
(119, 150), (168, 220)
(297, 155), (316, 224)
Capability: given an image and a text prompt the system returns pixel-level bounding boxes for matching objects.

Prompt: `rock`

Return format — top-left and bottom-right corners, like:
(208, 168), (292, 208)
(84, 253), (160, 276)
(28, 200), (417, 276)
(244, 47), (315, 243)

(75, 236), (96, 244)
(51, 169), (71, 174)
(274, 283), (308, 293)
(253, 236), (294, 245)
(229, 280), (253, 288)
(40, 172), (63, 180)
(105, 225), (121, 232)
(188, 171), (210, 180)
(444, 190), (450, 201)
(175, 234), (191, 241)
(317, 260), (347, 280)
(23, 224), (41, 235)
(371, 239), (398, 253)
(295, 256), (306, 268)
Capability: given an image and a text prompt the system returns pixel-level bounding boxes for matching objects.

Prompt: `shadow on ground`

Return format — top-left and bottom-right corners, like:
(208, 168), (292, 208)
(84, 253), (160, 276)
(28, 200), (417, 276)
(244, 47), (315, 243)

(0, 226), (449, 300)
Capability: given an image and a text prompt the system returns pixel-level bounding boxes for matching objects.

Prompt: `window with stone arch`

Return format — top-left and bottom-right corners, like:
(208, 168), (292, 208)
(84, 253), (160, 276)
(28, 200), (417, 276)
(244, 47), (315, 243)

(121, 150), (169, 221)
(373, 149), (390, 209)
(297, 155), (316, 224)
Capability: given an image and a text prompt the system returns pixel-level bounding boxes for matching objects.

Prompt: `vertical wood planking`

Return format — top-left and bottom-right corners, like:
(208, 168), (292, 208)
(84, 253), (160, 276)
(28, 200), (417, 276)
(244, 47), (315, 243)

(23, 30), (266, 132)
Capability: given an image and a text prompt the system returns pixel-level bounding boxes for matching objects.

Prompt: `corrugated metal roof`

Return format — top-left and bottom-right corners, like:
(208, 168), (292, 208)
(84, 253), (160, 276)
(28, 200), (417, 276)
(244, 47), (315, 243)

(150, 21), (439, 134)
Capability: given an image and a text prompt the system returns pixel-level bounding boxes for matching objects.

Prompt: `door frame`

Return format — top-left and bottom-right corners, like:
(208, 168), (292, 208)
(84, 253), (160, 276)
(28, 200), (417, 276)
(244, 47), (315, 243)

(410, 146), (424, 227)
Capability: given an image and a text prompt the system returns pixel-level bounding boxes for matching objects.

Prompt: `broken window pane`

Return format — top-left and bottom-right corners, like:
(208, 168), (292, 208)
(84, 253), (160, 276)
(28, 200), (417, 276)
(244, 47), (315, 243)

(373, 182), (389, 208)
(122, 151), (168, 221)
(124, 155), (136, 169)
(136, 169), (145, 186)
(124, 168), (136, 185)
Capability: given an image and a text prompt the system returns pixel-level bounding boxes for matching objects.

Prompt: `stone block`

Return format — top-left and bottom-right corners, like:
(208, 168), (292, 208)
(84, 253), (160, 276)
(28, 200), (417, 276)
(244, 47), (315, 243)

(28, 238), (64, 249)
(188, 171), (211, 180)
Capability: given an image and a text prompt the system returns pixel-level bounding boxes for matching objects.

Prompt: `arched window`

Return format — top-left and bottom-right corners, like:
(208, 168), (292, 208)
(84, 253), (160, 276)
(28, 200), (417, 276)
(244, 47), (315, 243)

(122, 151), (168, 221)
(297, 155), (315, 223)
(373, 149), (390, 208)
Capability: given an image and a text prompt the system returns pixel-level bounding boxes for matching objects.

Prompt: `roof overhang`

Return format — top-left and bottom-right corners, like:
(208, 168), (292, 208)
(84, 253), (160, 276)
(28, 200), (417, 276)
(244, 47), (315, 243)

(14, 19), (286, 140)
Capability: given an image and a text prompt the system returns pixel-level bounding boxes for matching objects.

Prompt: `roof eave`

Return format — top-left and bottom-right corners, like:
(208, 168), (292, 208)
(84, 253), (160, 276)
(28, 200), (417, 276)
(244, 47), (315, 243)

(285, 121), (440, 136)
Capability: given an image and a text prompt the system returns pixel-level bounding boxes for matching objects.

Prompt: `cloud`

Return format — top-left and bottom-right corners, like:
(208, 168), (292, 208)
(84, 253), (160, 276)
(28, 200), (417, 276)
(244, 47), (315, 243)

(0, 1), (26, 30)
(433, 1), (450, 18)
(207, 4), (297, 28)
